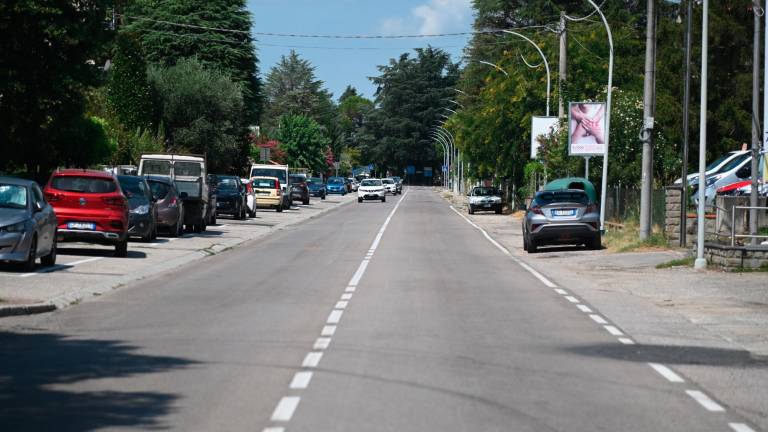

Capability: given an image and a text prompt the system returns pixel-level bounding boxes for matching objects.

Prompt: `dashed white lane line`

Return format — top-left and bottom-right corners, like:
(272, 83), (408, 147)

(618, 337), (636, 345)
(686, 390), (726, 412)
(729, 423), (757, 432)
(576, 304), (593, 313)
(335, 300), (349, 309)
(302, 352), (323, 368)
(271, 396), (301, 421)
(554, 288), (568, 295)
(589, 314), (608, 325)
(564, 295), (580, 303)
(20, 256), (104, 277)
(313, 337), (331, 350)
(348, 260), (369, 286)
(340, 293), (353, 301)
(321, 325), (336, 337)
(289, 371), (313, 389)
(327, 310), (343, 324)
(603, 325), (624, 336)
(648, 363), (685, 383)
(345, 286), (356, 293)
(262, 427), (285, 432)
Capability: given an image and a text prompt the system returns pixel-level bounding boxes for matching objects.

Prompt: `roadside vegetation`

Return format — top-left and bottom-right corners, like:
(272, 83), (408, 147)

(603, 220), (668, 253)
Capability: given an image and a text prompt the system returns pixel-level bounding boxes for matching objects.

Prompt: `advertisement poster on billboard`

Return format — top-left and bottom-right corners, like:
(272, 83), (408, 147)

(530, 116), (558, 159)
(568, 102), (607, 156)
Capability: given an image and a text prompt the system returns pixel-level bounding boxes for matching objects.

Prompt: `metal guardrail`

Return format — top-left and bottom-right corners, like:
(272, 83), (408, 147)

(729, 205), (768, 247)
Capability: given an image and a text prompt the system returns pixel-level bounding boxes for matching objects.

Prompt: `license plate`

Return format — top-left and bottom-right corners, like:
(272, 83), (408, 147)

(552, 209), (576, 217)
(68, 222), (96, 230)
(483, 204), (492, 208)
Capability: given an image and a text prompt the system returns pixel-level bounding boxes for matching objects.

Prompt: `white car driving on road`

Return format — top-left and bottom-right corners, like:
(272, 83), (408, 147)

(382, 178), (398, 195)
(358, 179), (386, 203)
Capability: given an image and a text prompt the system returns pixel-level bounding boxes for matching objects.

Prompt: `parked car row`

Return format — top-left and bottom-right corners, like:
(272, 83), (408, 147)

(674, 149), (766, 205)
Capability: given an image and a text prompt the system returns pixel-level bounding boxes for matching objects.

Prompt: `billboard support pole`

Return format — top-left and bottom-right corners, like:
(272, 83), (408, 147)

(584, 156), (590, 179)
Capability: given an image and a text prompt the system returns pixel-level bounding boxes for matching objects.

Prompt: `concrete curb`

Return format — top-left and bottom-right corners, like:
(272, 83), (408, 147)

(0, 302), (56, 318)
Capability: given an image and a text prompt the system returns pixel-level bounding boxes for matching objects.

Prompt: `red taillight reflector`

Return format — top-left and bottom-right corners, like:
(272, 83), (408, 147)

(530, 206), (544, 215)
(102, 196), (126, 207)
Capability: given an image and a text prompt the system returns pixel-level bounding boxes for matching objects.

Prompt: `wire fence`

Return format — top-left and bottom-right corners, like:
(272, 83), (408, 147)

(603, 187), (666, 226)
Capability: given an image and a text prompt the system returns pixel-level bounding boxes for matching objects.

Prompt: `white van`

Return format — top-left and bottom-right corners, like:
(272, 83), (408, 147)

(250, 163), (290, 210)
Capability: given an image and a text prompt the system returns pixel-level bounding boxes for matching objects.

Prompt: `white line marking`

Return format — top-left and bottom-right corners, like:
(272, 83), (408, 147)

(729, 423), (756, 432)
(648, 363), (685, 383)
(321, 325), (336, 336)
(313, 337), (331, 350)
(340, 293), (353, 300)
(348, 260), (369, 287)
(21, 256), (104, 277)
(302, 352), (323, 368)
(589, 314), (608, 325)
(335, 301), (349, 309)
(271, 396), (301, 421)
(554, 288), (569, 295)
(370, 233), (384, 250)
(618, 337), (636, 345)
(686, 390), (725, 412)
(603, 325), (624, 336)
(345, 286), (356, 293)
(263, 428), (285, 432)
(289, 371), (313, 389)
(564, 296), (580, 303)
(577, 304), (593, 313)
(327, 310), (343, 324)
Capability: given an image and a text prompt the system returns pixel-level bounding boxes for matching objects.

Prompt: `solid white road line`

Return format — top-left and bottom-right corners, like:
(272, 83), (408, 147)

(289, 371), (313, 389)
(348, 260), (369, 286)
(577, 304), (593, 313)
(603, 325), (624, 336)
(648, 363), (685, 383)
(262, 427), (285, 432)
(321, 325), (336, 337)
(302, 352), (323, 368)
(729, 423), (757, 432)
(685, 390), (726, 412)
(313, 337), (331, 350)
(340, 293), (353, 300)
(335, 301), (349, 309)
(589, 314), (609, 325)
(327, 310), (343, 324)
(564, 296), (580, 303)
(271, 397), (301, 421)
(554, 288), (569, 295)
(20, 256), (104, 277)
(618, 338), (636, 345)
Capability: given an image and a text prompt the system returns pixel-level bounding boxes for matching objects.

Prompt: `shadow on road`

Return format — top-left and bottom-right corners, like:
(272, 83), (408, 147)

(0, 331), (199, 431)
(56, 247), (147, 259)
(564, 343), (768, 368)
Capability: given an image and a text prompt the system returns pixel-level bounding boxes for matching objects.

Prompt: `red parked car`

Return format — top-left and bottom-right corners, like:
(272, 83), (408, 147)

(43, 169), (130, 257)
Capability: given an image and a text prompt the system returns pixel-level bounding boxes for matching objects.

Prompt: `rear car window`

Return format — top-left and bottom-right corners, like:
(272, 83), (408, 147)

(535, 191), (589, 206)
(175, 162), (202, 177)
(51, 176), (117, 194)
(217, 177), (240, 190)
(0, 184), (28, 209)
(118, 176), (148, 197)
(253, 179), (277, 188)
(361, 180), (382, 186)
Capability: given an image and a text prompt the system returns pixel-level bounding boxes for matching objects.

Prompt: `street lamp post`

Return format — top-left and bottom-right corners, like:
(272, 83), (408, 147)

(694, 0), (709, 270)
(501, 30), (552, 117)
(432, 133), (450, 189)
(434, 127), (455, 190)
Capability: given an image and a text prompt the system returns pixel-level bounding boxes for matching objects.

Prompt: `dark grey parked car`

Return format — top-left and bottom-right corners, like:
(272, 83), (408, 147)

(145, 176), (185, 237)
(118, 175), (157, 242)
(522, 189), (601, 253)
(0, 177), (57, 270)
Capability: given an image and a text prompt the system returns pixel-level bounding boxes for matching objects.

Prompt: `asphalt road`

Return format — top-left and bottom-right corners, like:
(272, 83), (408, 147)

(0, 188), (757, 431)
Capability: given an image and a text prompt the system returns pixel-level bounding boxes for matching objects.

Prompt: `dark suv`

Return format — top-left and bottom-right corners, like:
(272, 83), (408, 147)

(214, 175), (247, 220)
(289, 174), (310, 205)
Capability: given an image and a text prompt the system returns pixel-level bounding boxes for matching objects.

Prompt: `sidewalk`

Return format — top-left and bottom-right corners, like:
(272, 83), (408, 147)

(0, 194), (356, 317)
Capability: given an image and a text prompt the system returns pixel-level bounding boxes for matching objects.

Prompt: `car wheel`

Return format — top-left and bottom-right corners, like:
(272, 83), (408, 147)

(588, 235), (602, 250)
(527, 238), (538, 253)
(321, 193), (326, 200)
(303, 197), (310, 205)
(468, 205), (474, 215)
(21, 236), (37, 272)
(523, 232), (529, 251)
(276, 204), (283, 212)
(358, 197), (363, 203)
(115, 239), (128, 257)
(193, 223), (202, 234)
(210, 212), (217, 225)
(41, 234), (57, 266)
(495, 207), (502, 214)
(381, 196), (386, 203)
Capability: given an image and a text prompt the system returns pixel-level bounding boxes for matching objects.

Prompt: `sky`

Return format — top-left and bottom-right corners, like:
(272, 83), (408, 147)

(246, 0), (475, 101)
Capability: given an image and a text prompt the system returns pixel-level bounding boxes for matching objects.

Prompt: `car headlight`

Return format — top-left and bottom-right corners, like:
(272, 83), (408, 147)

(0, 221), (26, 233)
(131, 204), (150, 215)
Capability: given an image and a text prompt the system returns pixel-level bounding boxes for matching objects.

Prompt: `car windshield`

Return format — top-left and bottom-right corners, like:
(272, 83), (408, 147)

(217, 177), (240, 190)
(289, 176), (305, 184)
(382, 179), (394, 184)
(534, 191), (589, 206)
(329, 178), (344, 184)
(51, 176), (117, 194)
(715, 153), (750, 173)
(472, 187), (499, 196)
(0, 184), (27, 209)
(361, 179), (382, 186)
(118, 176), (148, 198)
(391, 177), (401, 182)
(307, 178), (323, 184)
(253, 178), (277, 188)
(147, 180), (171, 200)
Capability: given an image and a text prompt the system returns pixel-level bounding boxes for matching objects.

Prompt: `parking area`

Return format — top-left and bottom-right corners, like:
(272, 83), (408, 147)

(0, 194), (355, 312)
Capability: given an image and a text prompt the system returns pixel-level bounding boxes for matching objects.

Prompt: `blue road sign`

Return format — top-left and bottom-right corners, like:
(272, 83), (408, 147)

(406, 165), (416, 175)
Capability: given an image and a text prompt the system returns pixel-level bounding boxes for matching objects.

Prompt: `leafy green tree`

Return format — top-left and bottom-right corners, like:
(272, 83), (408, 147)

(359, 47), (460, 178)
(274, 115), (331, 174)
(337, 86), (374, 154)
(106, 32), (156, 132)
(123, 0), (261, 123)
(0, 0), (113, 176)
(149, 58), (246, 172)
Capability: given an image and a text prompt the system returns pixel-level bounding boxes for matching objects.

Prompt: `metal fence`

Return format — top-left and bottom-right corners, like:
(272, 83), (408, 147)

(603, 186), (666, 226)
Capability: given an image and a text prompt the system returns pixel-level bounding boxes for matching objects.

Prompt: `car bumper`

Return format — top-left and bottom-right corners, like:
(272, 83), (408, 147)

(256, 196), (281, 207)
(327, 188), (345, 194)
(216, 200), (240, 214)
(128, 213), (153, 237)
(309, 190), (325, 196)
(470, 202), (502, 211)
(529, 223), (599, 243)
(57, 228), (126, 244)
(359, 192), (385, 200)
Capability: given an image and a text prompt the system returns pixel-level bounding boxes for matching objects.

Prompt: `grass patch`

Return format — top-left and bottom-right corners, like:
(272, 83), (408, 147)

(730, 262), (768, 273)
(656, 256), (695, 269)
(604, 221), (668, 252)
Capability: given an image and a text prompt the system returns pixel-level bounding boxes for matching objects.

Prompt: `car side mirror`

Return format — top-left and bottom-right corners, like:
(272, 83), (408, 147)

(179, 192), (188, 199)
(34, 201), (44, 212)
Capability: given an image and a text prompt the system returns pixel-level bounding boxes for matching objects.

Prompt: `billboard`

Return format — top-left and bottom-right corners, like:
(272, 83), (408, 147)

(530, 116), (559, 159)
(568, 102), (607, 156)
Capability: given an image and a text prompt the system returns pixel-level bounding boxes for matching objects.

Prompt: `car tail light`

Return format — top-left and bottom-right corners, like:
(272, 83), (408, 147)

(168, 196), (178, 207)
(585, 203), (599, 214)
(45, 192), (63, 202)
(102, 196), (127, 208)
(530, 206), (544, 215)
(275, 180), (281, 192)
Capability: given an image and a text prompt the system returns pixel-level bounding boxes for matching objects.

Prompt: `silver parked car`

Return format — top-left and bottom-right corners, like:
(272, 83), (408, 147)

(694, 155), (755, 206)
(523, 189), (601, 253)
(468, 186), (503, 214)
(0, 177), (58, 270)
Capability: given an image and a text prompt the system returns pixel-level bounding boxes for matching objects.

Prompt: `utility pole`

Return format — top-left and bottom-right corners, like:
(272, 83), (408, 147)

(752, 1), (761, 245)
(640, 0), (657, 240)
(558, 11), (567, 119)
(695, 0), (710, 271)
(680, 0), (693, 247)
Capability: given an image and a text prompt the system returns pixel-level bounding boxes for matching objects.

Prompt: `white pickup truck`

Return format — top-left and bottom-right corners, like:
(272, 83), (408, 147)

(139, 154), (210, 232)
